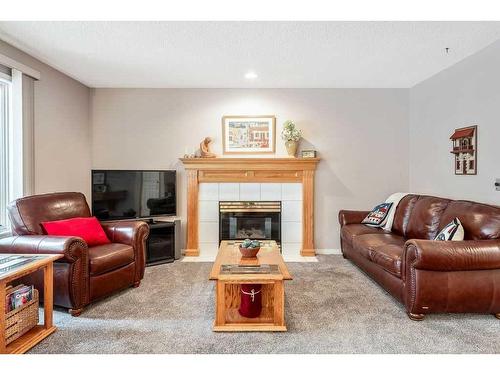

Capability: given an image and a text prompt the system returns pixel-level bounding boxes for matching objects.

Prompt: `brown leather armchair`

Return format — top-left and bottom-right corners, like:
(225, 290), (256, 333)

(339, 195), (500, 320)
(0, 192), (149, 316)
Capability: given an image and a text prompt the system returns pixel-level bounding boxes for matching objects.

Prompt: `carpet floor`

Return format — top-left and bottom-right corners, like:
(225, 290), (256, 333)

(30, 255), (499, 354)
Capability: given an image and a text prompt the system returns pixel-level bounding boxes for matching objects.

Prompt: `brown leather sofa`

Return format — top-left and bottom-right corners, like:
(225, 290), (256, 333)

(0, 192), (149, 316)
(339, 194), (500, 320)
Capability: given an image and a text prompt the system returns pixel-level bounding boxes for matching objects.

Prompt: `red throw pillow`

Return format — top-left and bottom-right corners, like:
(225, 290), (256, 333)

(41, 217), (111, 247)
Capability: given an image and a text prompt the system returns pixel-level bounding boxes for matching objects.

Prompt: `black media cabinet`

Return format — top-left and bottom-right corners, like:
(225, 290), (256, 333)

(145, 219), (181, 266)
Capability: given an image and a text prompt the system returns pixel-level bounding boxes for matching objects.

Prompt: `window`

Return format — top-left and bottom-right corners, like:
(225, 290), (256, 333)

(0, 74), (12, 233)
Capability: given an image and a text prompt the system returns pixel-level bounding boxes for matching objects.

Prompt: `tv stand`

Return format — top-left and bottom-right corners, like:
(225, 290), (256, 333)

(144, 219), (181, 266)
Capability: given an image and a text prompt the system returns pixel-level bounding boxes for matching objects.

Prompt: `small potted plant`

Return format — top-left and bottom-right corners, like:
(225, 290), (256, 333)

(239, 239), (261, 258)
(281, 120), (302, 157)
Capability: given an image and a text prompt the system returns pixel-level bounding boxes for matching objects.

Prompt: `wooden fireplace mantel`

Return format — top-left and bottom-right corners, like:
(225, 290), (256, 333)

(180, 157), (320, 257)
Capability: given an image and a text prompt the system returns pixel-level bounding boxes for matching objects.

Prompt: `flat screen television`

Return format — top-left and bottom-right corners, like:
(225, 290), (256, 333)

(91, 170), (176, 221)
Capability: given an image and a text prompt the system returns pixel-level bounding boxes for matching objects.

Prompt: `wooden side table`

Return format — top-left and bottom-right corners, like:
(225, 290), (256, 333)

(0, 254), (62, 354)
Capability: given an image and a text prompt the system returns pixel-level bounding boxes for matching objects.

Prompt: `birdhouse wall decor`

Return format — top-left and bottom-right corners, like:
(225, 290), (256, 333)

(450, 125), (477, 175)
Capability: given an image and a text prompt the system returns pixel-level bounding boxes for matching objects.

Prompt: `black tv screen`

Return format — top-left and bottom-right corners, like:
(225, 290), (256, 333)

(91, 170), (176, 220)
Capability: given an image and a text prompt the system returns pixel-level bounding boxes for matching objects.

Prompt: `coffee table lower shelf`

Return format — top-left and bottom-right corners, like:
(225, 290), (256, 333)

(213, 305), (287, 332)
(213, 279), (287, 332)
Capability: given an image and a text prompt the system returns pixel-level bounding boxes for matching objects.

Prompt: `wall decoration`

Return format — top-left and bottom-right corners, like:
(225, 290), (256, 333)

(222, 115), (276, 154)
(450, 125), (477, 175)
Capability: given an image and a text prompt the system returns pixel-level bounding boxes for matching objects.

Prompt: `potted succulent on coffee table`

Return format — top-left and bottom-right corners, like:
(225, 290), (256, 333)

(239, 239), (261, 258)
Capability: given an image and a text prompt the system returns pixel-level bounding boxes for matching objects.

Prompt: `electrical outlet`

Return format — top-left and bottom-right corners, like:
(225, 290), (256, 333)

(496, 179), (500, 191)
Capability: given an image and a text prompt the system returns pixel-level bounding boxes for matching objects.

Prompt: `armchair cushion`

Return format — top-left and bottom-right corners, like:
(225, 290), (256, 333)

(88, 243), (135, 276)
(42, 217), (110, 247)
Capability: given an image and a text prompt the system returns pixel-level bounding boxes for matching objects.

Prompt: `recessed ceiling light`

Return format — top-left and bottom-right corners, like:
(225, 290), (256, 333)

(244, 71), (258, 80)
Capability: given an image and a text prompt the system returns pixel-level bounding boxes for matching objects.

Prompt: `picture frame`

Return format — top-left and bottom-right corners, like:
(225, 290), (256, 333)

(450, 125), (477, 175)
(222, 115), (276, 154)
(301, 150), (317, 158)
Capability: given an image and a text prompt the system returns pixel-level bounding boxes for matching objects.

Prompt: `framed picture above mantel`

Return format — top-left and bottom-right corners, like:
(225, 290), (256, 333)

(222, 115), (276, 154)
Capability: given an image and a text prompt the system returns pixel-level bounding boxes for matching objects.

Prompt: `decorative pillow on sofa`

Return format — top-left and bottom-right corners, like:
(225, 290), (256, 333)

(361, 202), (393, 227)
(41, 217), (111, 246)
(434, 218), (465, 241)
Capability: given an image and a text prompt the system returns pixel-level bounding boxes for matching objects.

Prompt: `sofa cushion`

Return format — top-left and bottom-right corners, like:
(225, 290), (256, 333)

(89, 243), (135, 276)
(352, 233), (406, 257)
(405, 196), (450, 239)
(438, 201), (500, 240)
(340, 224), (385, 247)
(392, 194), (418, 237)
(369, 245), (403, 277)
(361, 202), (393, 227)
(434, 218), (465, 241)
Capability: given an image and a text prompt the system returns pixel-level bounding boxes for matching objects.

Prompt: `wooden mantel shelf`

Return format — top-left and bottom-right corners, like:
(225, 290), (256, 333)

(180, 157), (320, 169)
(179, 157), (320, 257)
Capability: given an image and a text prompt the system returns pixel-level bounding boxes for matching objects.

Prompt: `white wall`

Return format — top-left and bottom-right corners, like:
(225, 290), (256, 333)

(91, 88), (409, 250)
(409, 40), (500, 204)
(0, 40), (91, 200)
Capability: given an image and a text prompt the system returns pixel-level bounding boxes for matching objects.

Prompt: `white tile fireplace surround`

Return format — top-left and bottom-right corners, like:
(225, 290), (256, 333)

(195, 182), (309, 261)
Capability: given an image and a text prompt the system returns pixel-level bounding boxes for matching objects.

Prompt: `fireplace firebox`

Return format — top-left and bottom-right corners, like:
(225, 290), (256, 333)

(219, 201), (281, 245)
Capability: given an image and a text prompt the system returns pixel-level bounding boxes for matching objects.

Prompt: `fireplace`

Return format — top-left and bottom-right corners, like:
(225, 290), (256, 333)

(219, 201), (281, 245)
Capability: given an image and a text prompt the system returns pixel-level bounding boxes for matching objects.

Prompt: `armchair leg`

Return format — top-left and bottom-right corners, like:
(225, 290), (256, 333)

(494, 313), (500, 320)
(133, 281), (141, 288)
(407, 312), (425, 321)
(69, 308), (84, 317)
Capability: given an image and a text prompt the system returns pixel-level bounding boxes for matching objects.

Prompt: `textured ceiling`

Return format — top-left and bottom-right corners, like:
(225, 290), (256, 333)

(1, 21), (500, 88)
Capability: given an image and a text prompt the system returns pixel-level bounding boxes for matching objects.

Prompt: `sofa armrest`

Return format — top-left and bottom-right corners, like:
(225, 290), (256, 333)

(101, 220), (150, 282)
(404, 239), (500, 272)
(338, 210), (370, 227)
(0, 235), (88, 263)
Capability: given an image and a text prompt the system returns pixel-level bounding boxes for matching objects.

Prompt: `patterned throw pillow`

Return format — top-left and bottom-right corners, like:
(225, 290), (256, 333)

(361, 202), (393, 227)
(434, 218), (465, 241)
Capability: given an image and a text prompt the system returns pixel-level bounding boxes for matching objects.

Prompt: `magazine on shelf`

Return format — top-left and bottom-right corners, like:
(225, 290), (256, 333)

(4, 284), (35, 313)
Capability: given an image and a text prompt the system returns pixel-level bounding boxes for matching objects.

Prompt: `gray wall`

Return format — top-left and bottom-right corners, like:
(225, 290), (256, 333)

(91, 88), (410, 250)
(409, 40), (500, 204)
(0, 40), (92, 200)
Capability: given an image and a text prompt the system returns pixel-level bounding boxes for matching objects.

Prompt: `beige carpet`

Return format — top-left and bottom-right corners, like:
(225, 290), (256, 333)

(30, 255), (500, 354)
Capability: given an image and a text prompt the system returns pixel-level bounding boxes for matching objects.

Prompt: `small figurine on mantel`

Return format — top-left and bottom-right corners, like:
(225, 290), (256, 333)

(200, 137), (217, 158)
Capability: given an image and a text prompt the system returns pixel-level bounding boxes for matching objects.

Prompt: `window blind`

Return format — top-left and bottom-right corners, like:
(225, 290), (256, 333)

(0, 64), (11, 77)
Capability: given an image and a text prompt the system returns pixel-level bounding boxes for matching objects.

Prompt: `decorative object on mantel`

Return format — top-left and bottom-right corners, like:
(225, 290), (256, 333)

(450, 125), (477, 175)
(183, 146), (197, 158)
(222, 115), (276, 154)
(301, 150), (317, 158)
(281, 120), (302, 157)
(199, 137), (217, 158)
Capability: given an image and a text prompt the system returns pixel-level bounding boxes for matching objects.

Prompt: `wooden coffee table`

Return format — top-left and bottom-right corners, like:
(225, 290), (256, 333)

(209, 241), (292, 332)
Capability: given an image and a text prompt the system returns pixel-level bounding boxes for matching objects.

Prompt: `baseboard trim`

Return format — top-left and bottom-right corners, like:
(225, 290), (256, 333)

(315, 249), (342, 255)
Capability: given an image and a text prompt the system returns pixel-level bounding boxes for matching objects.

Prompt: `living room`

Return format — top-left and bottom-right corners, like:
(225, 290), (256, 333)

(1, 0), (499, 371)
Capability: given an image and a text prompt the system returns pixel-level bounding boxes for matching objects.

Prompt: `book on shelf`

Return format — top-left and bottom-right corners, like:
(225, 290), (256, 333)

(4, 284), (35, 314)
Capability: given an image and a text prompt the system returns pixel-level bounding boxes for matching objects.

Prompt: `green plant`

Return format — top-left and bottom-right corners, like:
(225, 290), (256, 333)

(281, 120), (302, 142)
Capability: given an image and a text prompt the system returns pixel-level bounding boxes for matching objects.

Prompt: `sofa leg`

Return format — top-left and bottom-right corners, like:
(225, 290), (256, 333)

(494, 313), (500, 319)
(133, 281), (141, 288)
(407, 312), (425, 321)
(69, 308), (84, 317)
